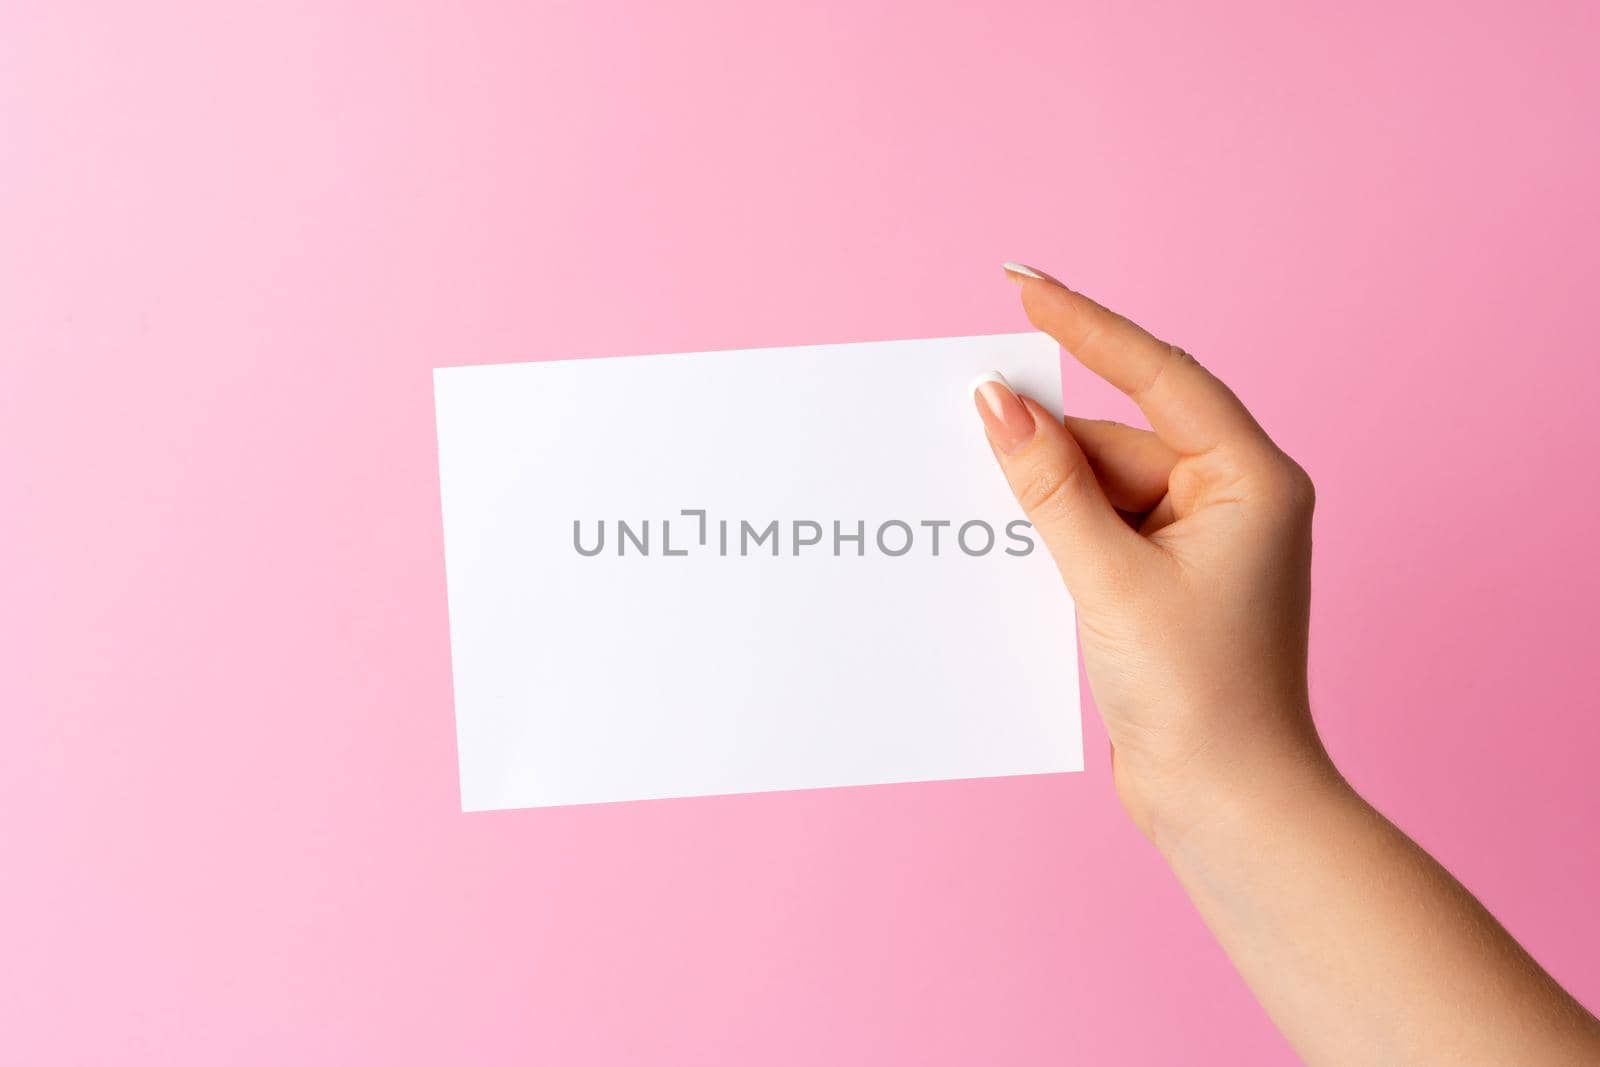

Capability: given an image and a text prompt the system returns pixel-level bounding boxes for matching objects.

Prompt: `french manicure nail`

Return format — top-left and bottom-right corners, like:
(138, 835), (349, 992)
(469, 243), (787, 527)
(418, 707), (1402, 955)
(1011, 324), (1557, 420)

(1002, 261), (1067, 289)
(970, 371), (1037, 455)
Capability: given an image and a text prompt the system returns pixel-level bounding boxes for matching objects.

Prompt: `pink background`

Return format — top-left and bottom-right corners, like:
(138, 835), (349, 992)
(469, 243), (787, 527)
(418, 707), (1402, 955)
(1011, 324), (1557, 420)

(4, 2), (1598, 1062)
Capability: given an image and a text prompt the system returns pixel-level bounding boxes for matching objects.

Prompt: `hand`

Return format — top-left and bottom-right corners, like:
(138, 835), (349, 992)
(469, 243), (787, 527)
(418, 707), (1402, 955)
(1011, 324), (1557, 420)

(978, 263), (1600, 1065)
(974, 263), (1330, 848)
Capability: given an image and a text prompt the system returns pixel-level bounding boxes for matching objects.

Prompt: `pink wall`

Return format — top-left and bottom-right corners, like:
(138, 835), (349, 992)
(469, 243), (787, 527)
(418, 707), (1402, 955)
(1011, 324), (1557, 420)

(4, 2), (1597, 1062)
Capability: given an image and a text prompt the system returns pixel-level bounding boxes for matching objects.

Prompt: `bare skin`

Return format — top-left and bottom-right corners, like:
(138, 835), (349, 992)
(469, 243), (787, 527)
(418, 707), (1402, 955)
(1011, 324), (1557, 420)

(974, 263), (1600, 1066)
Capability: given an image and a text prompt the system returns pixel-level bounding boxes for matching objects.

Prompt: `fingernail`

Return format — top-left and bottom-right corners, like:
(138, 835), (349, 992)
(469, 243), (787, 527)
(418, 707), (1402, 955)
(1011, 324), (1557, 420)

(1002, 261), (1064, 288)
(970, 371), (1037, 455)
(1002, 261), (1045, 283)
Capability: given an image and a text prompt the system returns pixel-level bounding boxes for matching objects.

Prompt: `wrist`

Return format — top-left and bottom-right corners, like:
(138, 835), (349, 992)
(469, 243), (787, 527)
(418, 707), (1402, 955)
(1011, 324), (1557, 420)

(1117, 726), (1346, 862)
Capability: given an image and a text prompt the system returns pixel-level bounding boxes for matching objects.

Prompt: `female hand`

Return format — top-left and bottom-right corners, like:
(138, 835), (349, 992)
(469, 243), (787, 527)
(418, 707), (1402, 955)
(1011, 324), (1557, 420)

(976, 263), (1600, 1065)
(974, 263), (1328, 849)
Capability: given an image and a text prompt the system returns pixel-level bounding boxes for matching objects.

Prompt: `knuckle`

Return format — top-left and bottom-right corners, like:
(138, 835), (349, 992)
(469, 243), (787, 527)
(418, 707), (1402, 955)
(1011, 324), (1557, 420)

(1261, 454), (1316, 514)
(1135, 344), (1199, 401)
(1167, 344), (1200, 371)
(1072, 318), (1107, 359)
(1288, 463), (1316, 511)
(1167, 461), (1206, 513)
(1017, 460), (1086, 519)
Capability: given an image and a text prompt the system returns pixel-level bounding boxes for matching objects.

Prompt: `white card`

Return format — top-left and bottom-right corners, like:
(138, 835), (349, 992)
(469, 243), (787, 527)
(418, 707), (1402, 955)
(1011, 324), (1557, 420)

(434, 333), (1081, 811)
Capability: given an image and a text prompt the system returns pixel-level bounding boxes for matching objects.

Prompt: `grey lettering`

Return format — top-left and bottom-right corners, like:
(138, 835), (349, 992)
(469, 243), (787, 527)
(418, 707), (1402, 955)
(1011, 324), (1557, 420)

(919, 519), (950, 556)
(957, 519), (995, 556)
(681, 508), (707, 545)
(573, 519), (605, 556)
(876, 519), (913, 557)
(1004, 519), (1035, 556)
(792, 519), (823, 555)
(662, 519), (688, 556)
(834, 520), (865, 556)
(741, 519), (779, 556)
(618, 519), (649, 556)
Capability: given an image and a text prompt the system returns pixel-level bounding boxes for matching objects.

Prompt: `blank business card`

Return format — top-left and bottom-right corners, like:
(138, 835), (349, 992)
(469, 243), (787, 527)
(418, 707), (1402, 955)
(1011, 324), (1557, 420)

(434, 333), (1082, 811)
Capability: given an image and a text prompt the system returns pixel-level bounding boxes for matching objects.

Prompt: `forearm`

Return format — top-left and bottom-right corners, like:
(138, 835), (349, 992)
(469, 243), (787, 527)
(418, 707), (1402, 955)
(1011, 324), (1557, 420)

(1155, 751), (1600, 1066)
(985, 267), (1596, 1060)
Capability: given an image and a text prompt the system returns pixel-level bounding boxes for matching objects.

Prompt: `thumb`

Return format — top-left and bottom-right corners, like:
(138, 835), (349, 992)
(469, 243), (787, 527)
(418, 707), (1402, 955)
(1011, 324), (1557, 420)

(970, 372), (1143, 599)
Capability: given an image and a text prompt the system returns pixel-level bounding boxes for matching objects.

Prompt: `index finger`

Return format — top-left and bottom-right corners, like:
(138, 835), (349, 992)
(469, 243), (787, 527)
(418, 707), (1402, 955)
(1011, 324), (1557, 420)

(1005, 263), (1265, 455)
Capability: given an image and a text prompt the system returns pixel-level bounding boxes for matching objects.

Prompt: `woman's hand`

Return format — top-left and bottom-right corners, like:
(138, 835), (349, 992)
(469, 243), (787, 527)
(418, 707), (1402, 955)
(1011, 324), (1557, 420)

(974, 263), (1330, 849)
(977, 263), (1600, 1065)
